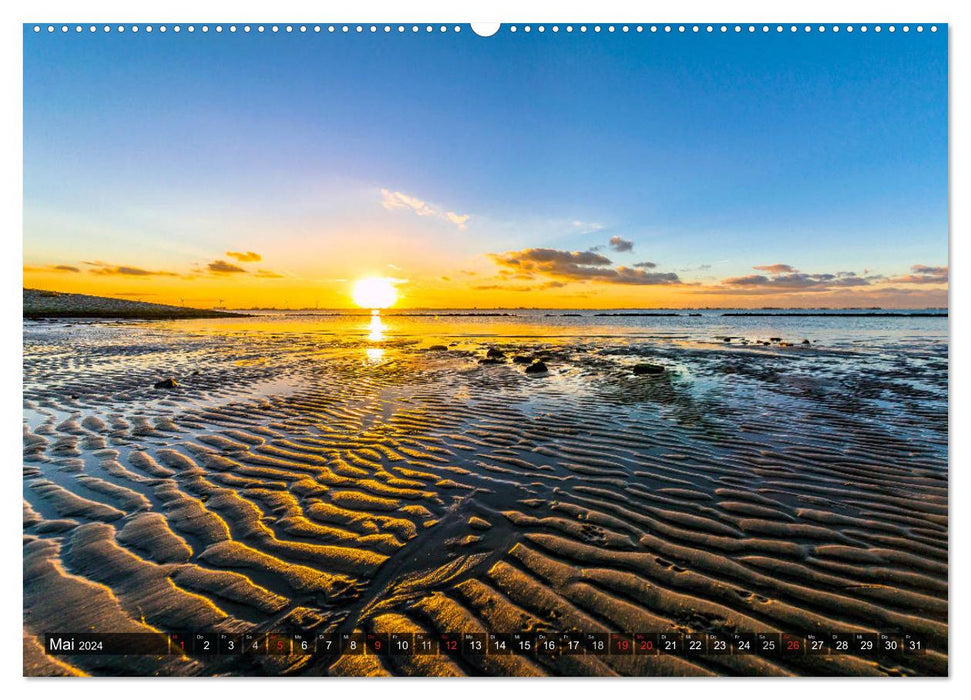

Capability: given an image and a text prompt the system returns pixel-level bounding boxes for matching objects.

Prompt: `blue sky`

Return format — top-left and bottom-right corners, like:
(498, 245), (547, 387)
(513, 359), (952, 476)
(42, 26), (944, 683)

(23, 25), (948, 307)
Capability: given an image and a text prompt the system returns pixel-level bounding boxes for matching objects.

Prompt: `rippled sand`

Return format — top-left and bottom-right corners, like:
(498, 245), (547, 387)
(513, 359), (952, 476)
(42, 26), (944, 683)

(22, 319), (948, 676)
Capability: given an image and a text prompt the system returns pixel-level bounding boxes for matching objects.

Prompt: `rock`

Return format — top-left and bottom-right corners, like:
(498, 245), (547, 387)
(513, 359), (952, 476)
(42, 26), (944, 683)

(513, 355), (533, 365)
(779, 342), (792, 347)
(486, 347), (505, 359)
(769, 337), (782, 342)
(428, 345), (448, 351)
(632, 363), (664, 376)
(802, 339), (811, 345)
(525, 361), (549, 375)
(478, 358), (504, 365)
(468, 516), (492, 531)
(190, 370), (200, 376)
(153, 378), (179, 389)
(722, 337), (733, 342)
(762, 341), (771, 346)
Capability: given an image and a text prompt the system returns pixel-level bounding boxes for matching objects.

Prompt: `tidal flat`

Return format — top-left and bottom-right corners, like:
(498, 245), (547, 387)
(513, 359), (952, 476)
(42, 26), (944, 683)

(23, 311), (948, 676)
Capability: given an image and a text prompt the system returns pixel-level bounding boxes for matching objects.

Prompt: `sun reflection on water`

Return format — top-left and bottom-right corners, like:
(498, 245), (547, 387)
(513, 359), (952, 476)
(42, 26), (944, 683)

(368, 310), (385, 342)
(365, 310), (386, 363)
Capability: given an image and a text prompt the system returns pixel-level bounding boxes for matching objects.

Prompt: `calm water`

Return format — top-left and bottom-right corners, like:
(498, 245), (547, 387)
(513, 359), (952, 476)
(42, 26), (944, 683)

(169, 308), (949, 353)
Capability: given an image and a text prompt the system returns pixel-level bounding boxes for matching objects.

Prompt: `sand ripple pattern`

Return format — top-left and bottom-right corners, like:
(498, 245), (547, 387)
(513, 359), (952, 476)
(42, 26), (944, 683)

(23, 322), (947, 676)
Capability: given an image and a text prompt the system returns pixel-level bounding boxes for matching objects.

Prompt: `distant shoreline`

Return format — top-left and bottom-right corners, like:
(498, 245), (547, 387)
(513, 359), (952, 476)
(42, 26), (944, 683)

(234, 310), (948, 318)
(719, 311), (948, 318)
(23, 288), (250, 320)
(22, 289), (948, 320)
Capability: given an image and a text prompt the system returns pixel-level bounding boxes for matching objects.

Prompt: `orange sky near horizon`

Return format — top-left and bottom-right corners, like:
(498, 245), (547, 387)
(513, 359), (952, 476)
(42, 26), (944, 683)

(21, 257), (949, 310)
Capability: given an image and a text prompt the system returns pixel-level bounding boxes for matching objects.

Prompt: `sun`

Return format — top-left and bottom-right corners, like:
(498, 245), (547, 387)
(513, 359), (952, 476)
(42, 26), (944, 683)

(352, 277), (399, 309)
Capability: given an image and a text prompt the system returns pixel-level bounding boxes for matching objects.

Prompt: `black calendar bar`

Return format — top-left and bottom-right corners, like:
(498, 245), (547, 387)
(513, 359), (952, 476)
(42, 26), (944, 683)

(45, 633), (169, 655)
(44, 631), (930, 657)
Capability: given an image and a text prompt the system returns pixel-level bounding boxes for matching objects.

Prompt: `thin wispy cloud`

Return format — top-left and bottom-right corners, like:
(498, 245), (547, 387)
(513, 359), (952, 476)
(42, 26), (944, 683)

(84, 261), (178, 277)
(23, 264), (80, 273)
(696, 261), (947, 296)
(753, 263), (796, 274)
(721, 270), (875, 290)
(473, 280), (567, 292)
(380, 188), (470, 230)
(888, 264), (948, 284)
(571, 220), (605, 233)
(207, 260), (247, 274)
(226, 250), (262, 262)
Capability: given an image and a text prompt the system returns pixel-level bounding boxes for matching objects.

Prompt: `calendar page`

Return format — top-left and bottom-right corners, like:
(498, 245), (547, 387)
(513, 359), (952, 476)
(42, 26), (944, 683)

(21, 18), (948, 679)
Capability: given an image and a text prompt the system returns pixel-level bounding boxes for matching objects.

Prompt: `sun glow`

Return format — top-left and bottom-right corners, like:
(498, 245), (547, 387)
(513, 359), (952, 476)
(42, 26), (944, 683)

(352, 277), (399, 309)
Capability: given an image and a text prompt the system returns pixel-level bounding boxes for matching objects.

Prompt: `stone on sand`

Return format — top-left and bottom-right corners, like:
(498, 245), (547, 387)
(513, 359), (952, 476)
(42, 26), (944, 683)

(153, 378), (180, 390)
(632, 363), (665, 376)
(525, 361), (549, 375)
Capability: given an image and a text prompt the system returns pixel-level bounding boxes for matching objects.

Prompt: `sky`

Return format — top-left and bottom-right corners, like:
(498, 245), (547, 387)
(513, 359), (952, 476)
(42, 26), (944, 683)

(23, 24), (948, 308)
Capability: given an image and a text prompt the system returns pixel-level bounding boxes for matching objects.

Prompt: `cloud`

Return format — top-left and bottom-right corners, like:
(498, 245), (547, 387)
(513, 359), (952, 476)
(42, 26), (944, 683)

(84, 261), (178, 277)
(608, 236), (634, 252)
(473, 281), (567, 292)
(711, 263), (886, 294)
(444, 212), (471, 228)
(489, 248), (681, 286)
(888, 264), (948, 284)
(633, 261), (657, 269)
(753, 263), (796, 275)
(254, 269), (284, 278)
(23, 264), (80, 273)
(572, 220), (605, 232)
(721, 271), (875, 290)
(226, 251), (262, 262)
(207, 260), (247, 274)
(380, 188), (470, 230)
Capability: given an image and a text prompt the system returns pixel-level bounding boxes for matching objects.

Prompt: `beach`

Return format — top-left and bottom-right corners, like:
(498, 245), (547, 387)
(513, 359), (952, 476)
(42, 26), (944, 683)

(22, 310), (948, 677)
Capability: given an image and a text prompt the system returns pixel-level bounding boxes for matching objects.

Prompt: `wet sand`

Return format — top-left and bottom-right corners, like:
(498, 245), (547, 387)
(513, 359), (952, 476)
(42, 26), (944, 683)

(22, 317), (948, 676)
